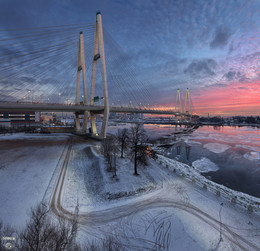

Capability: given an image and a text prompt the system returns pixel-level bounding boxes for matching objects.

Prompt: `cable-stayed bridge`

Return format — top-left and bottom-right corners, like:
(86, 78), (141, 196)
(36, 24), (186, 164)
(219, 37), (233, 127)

(0, 12), (193, 138)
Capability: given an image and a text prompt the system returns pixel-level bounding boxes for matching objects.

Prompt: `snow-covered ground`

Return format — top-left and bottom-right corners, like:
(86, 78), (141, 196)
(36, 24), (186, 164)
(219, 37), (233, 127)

(0, 133), (71, 226)
(62, 140), (260, 250)
(1, 132), (260, 250)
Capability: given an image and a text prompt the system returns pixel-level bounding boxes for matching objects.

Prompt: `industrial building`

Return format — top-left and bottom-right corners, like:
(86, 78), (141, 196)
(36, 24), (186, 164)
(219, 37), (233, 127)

(0, 112), (40, 128)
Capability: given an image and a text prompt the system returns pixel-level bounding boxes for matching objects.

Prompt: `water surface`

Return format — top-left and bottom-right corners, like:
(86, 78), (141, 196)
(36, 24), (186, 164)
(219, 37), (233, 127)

(146, 125), (260, 198)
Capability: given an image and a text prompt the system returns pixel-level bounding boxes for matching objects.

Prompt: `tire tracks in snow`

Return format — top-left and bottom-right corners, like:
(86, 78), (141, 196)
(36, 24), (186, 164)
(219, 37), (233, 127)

(50, 141), (260, 251)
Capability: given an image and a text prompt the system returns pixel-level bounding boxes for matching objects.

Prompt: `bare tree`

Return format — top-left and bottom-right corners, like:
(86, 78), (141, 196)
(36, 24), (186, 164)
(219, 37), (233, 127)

(112, 145), (117, 177)
(1, 210), (125, 251)
(101, 137), (118, 175)
(117, 128), (129, 158)
(101, 138), (113, 171)
(17, 203), (78, 251)
(0, 220), (16, 250)
(128, 124), (148, 175)
(85, 235), (124, 251)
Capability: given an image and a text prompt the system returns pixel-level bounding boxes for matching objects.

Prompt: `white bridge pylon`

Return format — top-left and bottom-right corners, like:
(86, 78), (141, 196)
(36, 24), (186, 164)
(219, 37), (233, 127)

(175, 88), (192, 121)
(74, 12), (192, 138)
(75, 12), (109, 138)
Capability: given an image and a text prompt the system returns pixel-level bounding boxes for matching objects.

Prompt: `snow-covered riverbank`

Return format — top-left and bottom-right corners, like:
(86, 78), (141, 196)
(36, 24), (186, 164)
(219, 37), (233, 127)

(62, 143), (260, 250)
(1, 133), (260, 250)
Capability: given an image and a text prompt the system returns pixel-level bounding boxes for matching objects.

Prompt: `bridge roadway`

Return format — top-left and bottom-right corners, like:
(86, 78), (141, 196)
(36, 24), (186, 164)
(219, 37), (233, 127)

(0, 102), (191, 116)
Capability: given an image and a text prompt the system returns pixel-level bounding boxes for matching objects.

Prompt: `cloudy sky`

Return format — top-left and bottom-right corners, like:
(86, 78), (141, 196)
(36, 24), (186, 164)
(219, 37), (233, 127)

(0, 0), (259, 116)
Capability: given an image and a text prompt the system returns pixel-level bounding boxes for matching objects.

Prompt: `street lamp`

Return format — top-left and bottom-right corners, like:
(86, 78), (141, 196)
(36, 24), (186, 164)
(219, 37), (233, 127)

(28, 90), (31, 102)
(58, 93), (61, 103)
(31, 90), (34, 103)
(219, 202), (224, 242)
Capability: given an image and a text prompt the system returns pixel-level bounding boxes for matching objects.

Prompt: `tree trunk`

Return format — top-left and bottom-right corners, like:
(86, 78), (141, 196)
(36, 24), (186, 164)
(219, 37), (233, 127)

(134, 148), (138, 175)
(114, 153), (117, 176)
(121, 143), (124, 158)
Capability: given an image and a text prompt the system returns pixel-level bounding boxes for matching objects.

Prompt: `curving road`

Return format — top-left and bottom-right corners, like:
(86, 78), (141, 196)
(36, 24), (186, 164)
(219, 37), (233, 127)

(50, 139), (260, 251)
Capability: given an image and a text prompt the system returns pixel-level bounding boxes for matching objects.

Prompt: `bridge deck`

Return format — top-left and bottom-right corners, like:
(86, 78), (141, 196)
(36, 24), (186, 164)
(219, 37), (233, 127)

(0, 102), (191, 116)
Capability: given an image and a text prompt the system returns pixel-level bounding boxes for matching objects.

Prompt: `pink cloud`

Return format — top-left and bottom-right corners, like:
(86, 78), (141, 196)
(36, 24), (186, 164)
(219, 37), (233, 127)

(191, 81), (260, 116)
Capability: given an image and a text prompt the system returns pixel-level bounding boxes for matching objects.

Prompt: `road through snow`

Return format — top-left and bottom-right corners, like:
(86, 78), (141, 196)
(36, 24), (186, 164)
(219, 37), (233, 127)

(50, 139), (260, 251)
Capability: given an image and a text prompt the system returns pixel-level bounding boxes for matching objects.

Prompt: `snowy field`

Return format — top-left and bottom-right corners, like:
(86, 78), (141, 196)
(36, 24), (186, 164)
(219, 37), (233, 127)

(0, 133), (71, 226)
(1, 132), (260, 250)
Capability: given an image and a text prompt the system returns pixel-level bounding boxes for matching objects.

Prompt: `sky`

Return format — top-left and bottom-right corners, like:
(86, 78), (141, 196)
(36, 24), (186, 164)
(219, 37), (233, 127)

(0, 0), (259, 116)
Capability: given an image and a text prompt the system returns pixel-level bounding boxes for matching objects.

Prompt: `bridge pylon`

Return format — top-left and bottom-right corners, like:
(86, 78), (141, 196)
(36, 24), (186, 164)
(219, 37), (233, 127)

(175, 88), (182, 114)
(184, 88), (192, 121)
(75, 31), (88, 134)
(89, 11), (109, 138)
(74, 12), (109, 138)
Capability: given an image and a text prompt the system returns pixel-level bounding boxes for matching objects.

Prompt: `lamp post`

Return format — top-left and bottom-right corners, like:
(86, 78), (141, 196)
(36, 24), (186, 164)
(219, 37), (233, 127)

(58, 93), (61, 103)
(219, 202), (224, 241)
(28, 90), (31, 103)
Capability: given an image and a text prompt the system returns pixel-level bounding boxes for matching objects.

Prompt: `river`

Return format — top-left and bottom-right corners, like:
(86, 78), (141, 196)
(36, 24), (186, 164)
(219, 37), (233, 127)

(108, 123), (260, 198)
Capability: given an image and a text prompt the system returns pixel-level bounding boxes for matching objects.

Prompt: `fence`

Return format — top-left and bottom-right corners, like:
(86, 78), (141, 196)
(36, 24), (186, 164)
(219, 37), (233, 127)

(156, 154), (260, 213)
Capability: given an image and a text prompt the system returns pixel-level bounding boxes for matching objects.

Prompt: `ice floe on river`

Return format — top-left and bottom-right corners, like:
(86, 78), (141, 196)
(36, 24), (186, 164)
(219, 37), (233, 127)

(244, 152), (260, 161)
(192, 157), (219, 173)
(236, 144), (260, 152)
(203, 142), (231, 153)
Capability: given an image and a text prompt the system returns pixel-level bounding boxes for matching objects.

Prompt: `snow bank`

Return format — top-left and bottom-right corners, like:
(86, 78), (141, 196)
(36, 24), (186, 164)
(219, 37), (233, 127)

(203, 142), (231, 153)
(192, 157), (219, 173)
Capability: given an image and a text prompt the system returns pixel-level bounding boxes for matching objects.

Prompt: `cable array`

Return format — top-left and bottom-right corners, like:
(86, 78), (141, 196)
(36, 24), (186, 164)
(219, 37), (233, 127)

(0, 23), (179, 113)
(0, 23), (95, 104)
(103, 28), (164, 111)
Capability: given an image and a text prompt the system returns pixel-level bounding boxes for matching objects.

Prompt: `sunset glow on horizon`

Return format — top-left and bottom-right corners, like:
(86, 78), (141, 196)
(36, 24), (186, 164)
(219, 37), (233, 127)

(191, 81), (260, 116)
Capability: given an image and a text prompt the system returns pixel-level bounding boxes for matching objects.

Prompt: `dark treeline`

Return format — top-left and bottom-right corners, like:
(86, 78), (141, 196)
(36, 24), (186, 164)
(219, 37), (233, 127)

(199, 116), (260, 125)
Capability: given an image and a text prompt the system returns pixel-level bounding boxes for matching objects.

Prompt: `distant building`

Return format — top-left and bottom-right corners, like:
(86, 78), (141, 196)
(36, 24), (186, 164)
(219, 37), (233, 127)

(0, 111), (41, 127)
(0, 118), (11, 128)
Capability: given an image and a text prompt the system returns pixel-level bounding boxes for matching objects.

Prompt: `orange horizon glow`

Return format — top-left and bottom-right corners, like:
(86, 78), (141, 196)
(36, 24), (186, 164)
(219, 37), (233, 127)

(153, 81), (260, 117)
(190, 81), (260, 116)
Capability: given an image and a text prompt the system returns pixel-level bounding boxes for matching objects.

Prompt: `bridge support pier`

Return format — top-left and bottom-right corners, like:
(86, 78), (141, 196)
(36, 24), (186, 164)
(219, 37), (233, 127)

(75, 113), (81, 132)
(82, 110), (88, 133)
(90, 112), (97, 135)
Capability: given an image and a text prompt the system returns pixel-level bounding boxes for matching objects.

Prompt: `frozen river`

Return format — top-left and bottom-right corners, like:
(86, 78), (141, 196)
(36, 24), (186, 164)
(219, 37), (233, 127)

(148, 125), (260, 198)
(108, 123), (260, 198)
